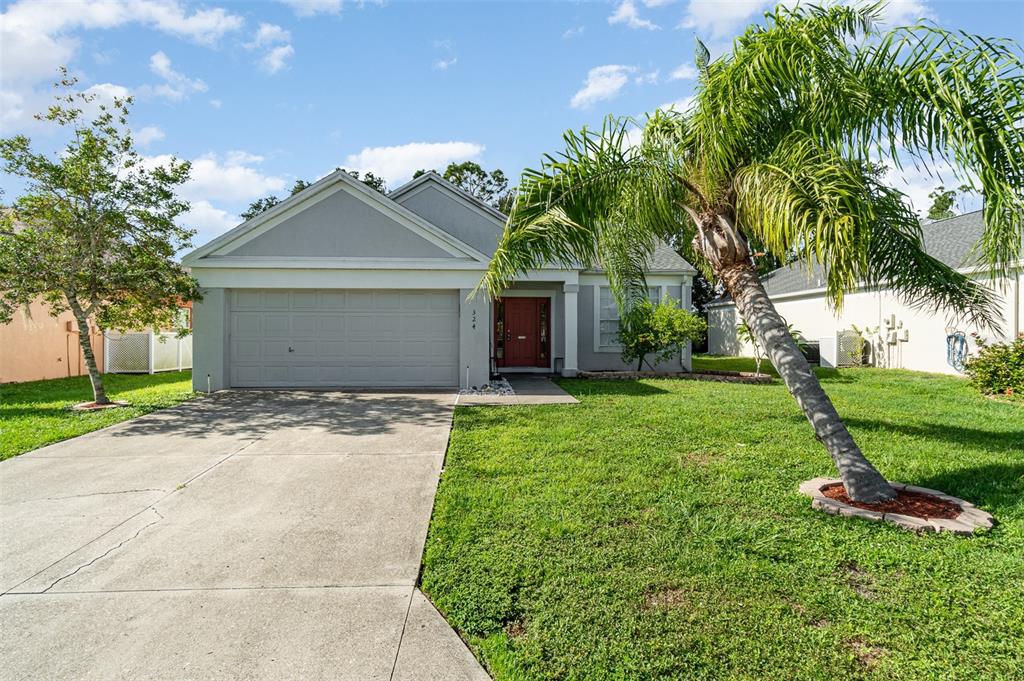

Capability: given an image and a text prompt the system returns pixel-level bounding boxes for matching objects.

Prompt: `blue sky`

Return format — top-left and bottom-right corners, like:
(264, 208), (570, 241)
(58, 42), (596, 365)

(2, 0), (1022, 248)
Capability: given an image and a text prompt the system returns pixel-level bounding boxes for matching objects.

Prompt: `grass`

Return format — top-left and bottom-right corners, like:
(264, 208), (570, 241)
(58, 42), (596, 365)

(693, 354), (781, 376)
(0, 371), (196, 460)
(422, 363), (1024, 680)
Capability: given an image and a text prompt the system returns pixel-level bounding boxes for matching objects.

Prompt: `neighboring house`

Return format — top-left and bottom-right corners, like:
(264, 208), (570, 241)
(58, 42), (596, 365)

(183, 171), (696, 390)
(0, 300), (105, 383)
(707, 211), (1023, 375)
(0, 300), (193, 384)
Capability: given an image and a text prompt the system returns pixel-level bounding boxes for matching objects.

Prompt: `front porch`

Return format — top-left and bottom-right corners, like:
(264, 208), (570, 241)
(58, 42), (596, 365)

(491, 279), (580, 378)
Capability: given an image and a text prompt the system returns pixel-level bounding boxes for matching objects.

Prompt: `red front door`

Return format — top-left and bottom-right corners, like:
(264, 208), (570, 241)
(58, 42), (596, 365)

(495, 297), (550, 368)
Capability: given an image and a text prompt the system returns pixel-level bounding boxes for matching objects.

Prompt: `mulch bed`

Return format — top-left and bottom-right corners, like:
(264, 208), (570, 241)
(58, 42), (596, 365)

(823, 483), (961, 520)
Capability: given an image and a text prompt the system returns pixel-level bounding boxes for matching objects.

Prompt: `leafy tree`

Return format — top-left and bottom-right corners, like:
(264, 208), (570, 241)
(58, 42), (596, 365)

(0, 72), (199, 405)
(415, 161), (513, 211)
(480, 4), (1023, 502)
(343, 170), (387, 193)
(240, 171), (387, 222)
(619, 299), (706, 371)
(925, 184), (972, 221)
(240, 196), (280, 221)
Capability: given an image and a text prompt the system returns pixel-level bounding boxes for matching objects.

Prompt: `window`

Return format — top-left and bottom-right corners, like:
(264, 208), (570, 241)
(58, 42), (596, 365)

(597, 286), (664, 350)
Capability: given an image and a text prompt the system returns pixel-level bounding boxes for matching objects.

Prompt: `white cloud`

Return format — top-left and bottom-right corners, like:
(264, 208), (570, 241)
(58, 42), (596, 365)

(679, 0), (768, 38)
(0, 0), (239, 131)
(145, 150), (286, 203)
(570, 65), (636, 109)
(608, 0), (660, 30)
(183, 199), (239, 242)
(874, 0), (934, 27)
(432, 40), (457, 72)
(260, 45), (295, 74)
(643, 0), (675, 6)
(133, 125), (165, 146)
(635, 70), (660, 85)
(209, 98), (223, 109)
(562, 25), (585, 39)
(343, 141), (485, 183)
(279, 0), (342, 17)
(883, 157), (976, 216)
(659, 95), (695, 112)
(143, 51), (207, 101)
(669, 63), (698, 81)
(248, 22), (291, 48)
(245, 22), (294, 74)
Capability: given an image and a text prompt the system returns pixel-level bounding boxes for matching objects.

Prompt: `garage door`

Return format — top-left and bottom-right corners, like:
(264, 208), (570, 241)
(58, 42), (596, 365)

(229, 289), (460, 388)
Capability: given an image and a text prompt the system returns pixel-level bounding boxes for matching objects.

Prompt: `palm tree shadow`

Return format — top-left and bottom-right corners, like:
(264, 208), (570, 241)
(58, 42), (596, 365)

(911, 463), (1024, 511)
(842, 417), (1024, 456)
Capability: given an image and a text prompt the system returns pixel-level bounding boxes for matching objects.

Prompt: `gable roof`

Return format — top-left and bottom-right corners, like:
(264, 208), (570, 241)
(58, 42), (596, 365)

(710, 210), (1018, 304)
(183, 169), (491, 265)
(390, 171), (509, 225)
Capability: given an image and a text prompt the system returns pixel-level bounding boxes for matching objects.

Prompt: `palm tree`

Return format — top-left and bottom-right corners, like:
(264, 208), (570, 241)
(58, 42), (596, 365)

(481, 3), (1023, 503)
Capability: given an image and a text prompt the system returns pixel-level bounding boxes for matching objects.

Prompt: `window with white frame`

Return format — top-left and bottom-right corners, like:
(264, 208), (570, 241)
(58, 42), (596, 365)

(597, 285), (664, 350)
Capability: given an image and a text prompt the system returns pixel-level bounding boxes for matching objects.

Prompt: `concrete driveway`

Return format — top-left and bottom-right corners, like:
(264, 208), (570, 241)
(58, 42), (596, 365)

(0, 391), (489, 680)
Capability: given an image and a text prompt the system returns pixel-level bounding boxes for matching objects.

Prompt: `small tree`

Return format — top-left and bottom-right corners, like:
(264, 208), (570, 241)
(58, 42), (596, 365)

(619, 299), (706, 371)
(737, 321), (805, 375)
(0, 71), (199, 405)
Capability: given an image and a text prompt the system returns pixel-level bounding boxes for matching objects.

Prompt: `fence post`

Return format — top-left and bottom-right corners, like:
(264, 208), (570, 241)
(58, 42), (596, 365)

(149, 332), (156, 374)
(176, 334), (182, 371)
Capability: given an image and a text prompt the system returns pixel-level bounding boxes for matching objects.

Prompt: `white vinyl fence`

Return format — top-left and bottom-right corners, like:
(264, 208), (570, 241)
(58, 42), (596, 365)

(105, 331), (193, 374)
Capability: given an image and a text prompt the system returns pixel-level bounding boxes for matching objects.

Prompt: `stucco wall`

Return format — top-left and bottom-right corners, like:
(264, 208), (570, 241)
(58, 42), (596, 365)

(229, 189), (453, 259)
(707, 271), (1021, 375)
(577, 282), (691, 372)
(392, 184), (502, 257)
(0, 299), (104, 383)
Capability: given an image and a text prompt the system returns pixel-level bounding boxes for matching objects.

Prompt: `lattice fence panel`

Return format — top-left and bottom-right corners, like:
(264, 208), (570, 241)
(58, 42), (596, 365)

(107, 333), (150, 373)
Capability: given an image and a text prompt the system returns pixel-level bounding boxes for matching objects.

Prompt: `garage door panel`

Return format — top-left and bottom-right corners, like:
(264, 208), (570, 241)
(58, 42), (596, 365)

(229, 289), (459, 387)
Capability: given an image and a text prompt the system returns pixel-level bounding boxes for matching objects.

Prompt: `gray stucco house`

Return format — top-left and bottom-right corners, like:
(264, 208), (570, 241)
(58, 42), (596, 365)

(184, 170), (696, 390)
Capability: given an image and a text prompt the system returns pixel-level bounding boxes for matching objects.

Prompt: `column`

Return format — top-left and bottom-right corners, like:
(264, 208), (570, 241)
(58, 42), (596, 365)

(562, 283), (579, 377)
(681, 276), (693, 372)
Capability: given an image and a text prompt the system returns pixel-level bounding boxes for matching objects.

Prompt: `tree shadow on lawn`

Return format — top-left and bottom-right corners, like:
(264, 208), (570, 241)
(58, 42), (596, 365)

(555, 379), (670, 397)
(912, 463), (1024, 511)
(841, 416), (1024, 456)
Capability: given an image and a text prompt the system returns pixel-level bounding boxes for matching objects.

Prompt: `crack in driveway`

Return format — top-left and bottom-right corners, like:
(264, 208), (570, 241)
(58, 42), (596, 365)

(41, 508), (165, 593)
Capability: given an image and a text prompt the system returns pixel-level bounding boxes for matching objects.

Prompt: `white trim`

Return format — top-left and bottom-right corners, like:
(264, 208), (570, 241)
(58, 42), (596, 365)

(191, 256), (483, 270)
(183, 170), (491, 265)
(390, 171), (508, 225)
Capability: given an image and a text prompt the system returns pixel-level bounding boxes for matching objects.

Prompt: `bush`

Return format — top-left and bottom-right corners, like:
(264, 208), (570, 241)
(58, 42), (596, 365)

(964, 334), (1024, 398)
(619, 299), (706, 371)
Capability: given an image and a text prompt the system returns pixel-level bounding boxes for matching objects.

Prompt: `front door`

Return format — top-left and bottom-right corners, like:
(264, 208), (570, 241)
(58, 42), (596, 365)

(494, 297), (550, 368)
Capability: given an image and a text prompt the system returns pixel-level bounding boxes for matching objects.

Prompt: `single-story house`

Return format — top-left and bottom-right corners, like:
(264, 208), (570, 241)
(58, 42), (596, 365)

(707, 211), (1023, 375)
(183, 170), (696, 390)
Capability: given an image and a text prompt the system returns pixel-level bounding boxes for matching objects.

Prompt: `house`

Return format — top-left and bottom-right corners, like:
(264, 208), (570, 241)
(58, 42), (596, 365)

(0, 300), (105, 383)
(707, 211), (1023, 375)
(183, 170), (696, 390)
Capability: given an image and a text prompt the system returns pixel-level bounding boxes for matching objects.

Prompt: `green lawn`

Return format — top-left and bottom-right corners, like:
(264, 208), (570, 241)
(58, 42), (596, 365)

(0, 371), (196, 460)
(422, 366), (1024, 679)
(693, 354), (781, 376)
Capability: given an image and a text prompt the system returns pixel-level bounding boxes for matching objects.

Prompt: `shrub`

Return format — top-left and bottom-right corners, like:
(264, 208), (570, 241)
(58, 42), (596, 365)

(619, 299), (706, 371)
(964, 334), (1024, 398)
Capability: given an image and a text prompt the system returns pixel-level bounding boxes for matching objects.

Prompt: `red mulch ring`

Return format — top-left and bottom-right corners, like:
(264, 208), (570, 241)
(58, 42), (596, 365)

(823, 483), (961, 520)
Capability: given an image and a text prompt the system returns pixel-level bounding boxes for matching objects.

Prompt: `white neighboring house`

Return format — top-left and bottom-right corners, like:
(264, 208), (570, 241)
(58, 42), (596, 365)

(707, 211), (1023, 375)
(182, 170), (696, 391)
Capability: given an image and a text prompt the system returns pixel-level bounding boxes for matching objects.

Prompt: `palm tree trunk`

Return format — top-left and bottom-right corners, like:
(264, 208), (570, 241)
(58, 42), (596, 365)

(719, 262), (895, 503)
(66, 293), (110, 405)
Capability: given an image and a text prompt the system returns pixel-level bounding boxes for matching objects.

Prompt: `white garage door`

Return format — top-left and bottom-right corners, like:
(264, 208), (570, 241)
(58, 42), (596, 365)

(229, 289), (460, 388)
